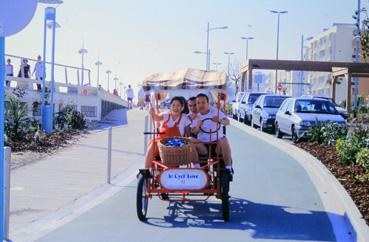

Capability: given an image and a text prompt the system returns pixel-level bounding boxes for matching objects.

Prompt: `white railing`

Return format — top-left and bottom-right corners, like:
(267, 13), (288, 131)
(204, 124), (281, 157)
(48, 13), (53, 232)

(5, 54), (92, 86)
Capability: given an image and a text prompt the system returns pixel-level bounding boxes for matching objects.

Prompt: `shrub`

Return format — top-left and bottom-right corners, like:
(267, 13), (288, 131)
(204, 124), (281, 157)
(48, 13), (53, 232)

(357, 173), (369, 183)
(55, 105), (86, 130)
(5, 94), (30, 142)
(309, 121), (347, 145)
(336, 139), (361, 164)
(309, 126), (325, 144)
(349, 126), (369, 148)
(70, 110), (86, 130)
(321, 122), (348, 145)
(356, 148), (369, 171)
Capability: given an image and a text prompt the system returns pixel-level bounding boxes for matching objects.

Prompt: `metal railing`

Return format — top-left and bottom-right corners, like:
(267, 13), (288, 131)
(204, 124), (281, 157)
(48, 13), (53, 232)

(5, 54), (92, 86)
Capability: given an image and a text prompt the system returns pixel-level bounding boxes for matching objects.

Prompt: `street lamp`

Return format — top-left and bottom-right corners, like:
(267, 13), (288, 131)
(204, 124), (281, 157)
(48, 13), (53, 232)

(78, 45), (88, 85)
(240, 36), (254, 61)
(119, 82), (123, 97)
(206, 22), (228, 70)
(213, 62), (222, 71)
(106, 69), (112, 92)
(224, 52), (235, 74)
(194, 50), (207, 70)
(353, 0), (361, 110)
(113, 76), (119, 90)
(38, 0), (63, 134)
(270, 10), (288, 93)
(95, 59), (102, 87)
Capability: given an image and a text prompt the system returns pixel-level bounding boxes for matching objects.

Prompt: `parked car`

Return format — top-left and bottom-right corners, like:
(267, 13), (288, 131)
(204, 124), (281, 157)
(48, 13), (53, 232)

(251, 95), (290, 132)
(238, 92), (266, 124)
(232, 92), (245, 119)
(300, 95), (349, 119)
(275, 97), (346, 143)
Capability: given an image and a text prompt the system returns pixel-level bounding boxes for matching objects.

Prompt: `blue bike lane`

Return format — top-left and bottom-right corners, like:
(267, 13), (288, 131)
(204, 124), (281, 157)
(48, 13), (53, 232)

(35, 123), (342, 242)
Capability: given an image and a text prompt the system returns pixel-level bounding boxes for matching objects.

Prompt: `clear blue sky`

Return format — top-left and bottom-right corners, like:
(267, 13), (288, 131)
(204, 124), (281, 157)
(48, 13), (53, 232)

(6, 0), (362, 90)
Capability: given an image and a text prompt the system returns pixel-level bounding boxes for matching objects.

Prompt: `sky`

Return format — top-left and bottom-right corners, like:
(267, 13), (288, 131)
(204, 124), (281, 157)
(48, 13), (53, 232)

(6, 0), (364, 91)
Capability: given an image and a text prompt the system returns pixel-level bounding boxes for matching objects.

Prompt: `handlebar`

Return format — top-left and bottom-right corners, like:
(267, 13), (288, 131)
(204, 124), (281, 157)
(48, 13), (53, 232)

(143, 132), (165, 135)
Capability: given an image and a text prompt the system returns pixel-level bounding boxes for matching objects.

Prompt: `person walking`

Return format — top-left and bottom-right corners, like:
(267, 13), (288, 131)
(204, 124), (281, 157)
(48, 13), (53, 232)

(126, 84), (134, 109)
(18, 58), (31, 78)
(137, 87), (145, 110)
(5, 59), (13, 87)
(32, 55), (44, 90)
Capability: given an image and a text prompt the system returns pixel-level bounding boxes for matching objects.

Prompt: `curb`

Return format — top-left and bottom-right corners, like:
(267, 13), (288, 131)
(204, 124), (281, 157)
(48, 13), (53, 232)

(231, 119), (369, 242)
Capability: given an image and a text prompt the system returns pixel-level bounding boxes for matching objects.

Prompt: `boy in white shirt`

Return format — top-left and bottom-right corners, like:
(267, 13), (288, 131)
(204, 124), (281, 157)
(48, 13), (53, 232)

(191, 93), (233, 172)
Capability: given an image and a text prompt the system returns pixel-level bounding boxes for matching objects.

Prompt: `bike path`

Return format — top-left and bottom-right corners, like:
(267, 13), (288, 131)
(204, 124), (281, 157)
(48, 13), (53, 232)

(35, 122), (340, 242)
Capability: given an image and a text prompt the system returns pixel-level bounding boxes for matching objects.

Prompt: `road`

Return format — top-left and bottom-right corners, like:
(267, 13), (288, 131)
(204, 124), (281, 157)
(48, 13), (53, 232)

(36, 121), (338, 242)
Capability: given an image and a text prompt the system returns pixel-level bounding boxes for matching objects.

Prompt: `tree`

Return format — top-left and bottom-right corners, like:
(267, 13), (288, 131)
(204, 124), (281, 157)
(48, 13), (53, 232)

(227, 60), (241, 94)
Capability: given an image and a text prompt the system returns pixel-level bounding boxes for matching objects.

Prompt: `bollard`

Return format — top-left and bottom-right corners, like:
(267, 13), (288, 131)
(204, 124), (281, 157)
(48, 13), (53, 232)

(107, 127), (112, 184)
(3, 147), (11, 241)
(144, 115), (149, 155)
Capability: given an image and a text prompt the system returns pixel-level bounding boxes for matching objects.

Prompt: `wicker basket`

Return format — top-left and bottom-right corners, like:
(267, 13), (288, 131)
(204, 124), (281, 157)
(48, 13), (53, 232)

(158, 137), (193, 166)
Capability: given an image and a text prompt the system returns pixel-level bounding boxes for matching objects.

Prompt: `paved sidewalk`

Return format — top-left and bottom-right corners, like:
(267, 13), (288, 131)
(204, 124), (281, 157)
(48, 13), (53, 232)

(9, 109), (147, 239)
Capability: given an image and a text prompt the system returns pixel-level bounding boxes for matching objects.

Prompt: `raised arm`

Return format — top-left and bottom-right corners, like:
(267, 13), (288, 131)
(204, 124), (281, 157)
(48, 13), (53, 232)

(149, 106), (164, 122)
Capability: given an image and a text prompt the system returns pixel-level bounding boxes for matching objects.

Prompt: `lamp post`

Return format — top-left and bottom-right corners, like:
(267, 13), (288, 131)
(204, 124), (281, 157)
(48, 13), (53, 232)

(119, 82), (123, 97)
(193, 50), (207, 70)
(113, 76), (119, 90)
(78, 45), (88, 85)
(354, 0), (361, 110)
(206, 22), (228, 70)
(95, 59), (102, 87)
(240, 36), (254, 61)
(270, 10), (288, 93)
(213, 62), (222, 71)
(224, 52), (235, 74)
(106, 70), (112, 92)
(39, 0), (63, 133)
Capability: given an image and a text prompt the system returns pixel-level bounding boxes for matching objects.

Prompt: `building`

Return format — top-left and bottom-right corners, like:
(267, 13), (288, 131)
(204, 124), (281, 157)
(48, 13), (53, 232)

(304, 23), (355, 104)
(353, 31), (369, 105)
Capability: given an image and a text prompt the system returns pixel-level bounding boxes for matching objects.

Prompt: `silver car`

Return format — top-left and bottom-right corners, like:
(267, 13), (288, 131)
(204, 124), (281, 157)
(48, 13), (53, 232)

(275, 97), (346, 142)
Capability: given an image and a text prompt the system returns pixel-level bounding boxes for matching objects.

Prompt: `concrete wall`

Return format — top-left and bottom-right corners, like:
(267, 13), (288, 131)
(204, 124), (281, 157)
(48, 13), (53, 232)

(5, 76), (128, 121)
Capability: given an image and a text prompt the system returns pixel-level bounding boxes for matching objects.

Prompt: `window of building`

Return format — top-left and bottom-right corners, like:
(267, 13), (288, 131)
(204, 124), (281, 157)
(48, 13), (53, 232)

(81, 105), (97, 117)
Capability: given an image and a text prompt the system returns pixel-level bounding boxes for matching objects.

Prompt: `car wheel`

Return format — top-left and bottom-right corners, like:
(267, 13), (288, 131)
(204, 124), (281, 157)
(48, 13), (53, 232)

(237, 113), (242, 122)
(260, 119), (265, 132)
(291, 126), (299, 143)
(251, 119), (256, 129)
(275, 123), (283, 139)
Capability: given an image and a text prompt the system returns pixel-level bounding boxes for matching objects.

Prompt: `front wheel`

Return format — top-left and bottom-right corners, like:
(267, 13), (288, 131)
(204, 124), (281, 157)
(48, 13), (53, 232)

(220, 171), (230, 222)
(291, 127), (299, 143)
(136, 175), (149, 221)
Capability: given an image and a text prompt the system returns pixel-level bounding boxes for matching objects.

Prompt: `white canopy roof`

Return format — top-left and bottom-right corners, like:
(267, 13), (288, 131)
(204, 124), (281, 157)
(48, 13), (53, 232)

(142, 68), (228, 92)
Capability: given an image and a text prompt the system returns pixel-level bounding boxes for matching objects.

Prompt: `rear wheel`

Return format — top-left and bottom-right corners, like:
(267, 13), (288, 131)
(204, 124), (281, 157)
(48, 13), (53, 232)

(275, 123), (283, 138)
(136, 175), (149, 221)
(220, 171), (230, 222)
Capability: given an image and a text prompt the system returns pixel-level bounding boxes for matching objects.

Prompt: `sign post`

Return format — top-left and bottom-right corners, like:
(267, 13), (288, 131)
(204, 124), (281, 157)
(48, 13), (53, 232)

(0, 0), (37, 240)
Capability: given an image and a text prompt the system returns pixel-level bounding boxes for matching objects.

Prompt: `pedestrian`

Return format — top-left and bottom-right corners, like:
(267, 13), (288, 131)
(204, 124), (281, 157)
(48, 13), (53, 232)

(145, 93), (151, 110)
(126, 84), (134, 109)
(5, 59), (13, 87)
(18, 58), (30, 78)
(32, 55), (44, 90)
(137, 87), (145, 110)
